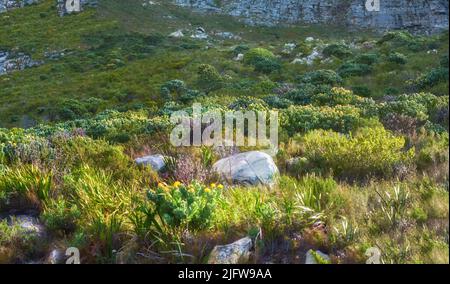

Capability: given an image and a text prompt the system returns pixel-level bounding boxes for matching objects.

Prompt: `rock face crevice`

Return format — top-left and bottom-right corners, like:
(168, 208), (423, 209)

(173, 0), (449, 33)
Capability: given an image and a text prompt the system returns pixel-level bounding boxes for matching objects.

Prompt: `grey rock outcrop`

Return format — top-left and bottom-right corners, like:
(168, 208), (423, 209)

(173, 0), (449, 34)
(208, 237), (253, 264)
(212, 151), (279, 186)
(0, 0), (39, 13)
(57, 0), (97, 16)
(0, 50), (41, 76)
(4, 215), (47, 238)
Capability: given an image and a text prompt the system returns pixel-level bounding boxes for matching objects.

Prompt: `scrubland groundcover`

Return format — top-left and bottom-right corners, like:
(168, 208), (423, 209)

(0, 0), (449, 264)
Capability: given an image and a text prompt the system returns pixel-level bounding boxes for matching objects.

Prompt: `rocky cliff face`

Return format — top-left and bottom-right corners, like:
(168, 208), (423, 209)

(0, 0), (39, 13)
(0, 0), (96, 14)
(174, 0), (449, 33)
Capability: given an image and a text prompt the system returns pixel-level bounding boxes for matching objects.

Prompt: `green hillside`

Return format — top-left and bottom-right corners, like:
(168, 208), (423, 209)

(0, 0), (448, 264)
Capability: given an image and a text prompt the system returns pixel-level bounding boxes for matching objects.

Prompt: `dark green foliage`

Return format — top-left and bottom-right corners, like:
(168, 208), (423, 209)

(253, 57), (281, 74)
(299, 70), (343, 86)
(196, 64), (223, 92)
(263, 95), (292, 109)
(388, 52), (408, 65)
(352, 85), (372, 97)
(323, 44), (352, 59)
(413, 68), (449, 90)
(338, 62), (372, 78)
(354, 53), (379, 65)
(281, 105), (364, 135)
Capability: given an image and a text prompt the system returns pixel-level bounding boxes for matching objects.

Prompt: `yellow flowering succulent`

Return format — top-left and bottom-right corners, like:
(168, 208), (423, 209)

(173, 181), (182, 188)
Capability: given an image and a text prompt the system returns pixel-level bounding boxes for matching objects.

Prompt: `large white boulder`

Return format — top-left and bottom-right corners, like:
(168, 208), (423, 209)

(213, 151), (279, 186)
(135, 154), (166, 172)
(169, 30), (184, 38)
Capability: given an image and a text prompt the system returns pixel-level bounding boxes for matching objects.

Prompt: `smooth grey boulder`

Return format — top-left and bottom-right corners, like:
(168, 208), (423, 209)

(212, 151), (279, 186)
(135, 154), (166, 172)
(208, 237), (253, 264)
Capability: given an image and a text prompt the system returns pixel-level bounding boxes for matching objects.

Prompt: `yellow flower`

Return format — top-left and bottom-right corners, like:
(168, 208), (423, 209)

(173, 181), (182, 188)
(204, 187), (211, 193)
(210, 183), (217, 188)
(217, 184), (224, 190)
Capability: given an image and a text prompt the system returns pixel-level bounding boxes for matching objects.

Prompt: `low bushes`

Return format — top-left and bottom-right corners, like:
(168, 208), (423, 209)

(412, 68), (449, 90)
(354, 53), (379, 65)
(338, 62), (372, 78)
(243, 48), (280, 74)
(380, 93), (448, 123)
(196, 64), (223, 93)
(243, 48), (276, 65)
(281, 105), (364, 135)
(388, 52), (408, 65)
(299, 70), (343, 86)
(144, 181), (222, 231)
(296, 126), (414, 179)
(310, 87), (365, 107)
(323, 44), (352, 59)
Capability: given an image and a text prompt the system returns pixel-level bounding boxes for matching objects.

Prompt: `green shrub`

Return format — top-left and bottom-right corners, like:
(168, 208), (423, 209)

(253, 57), (281, 74)
(281, 105), (363, 135)
(323, 44), (352, 59)
(338, 62), (372, 78)
(412, 68), (449, 90)
(298, 126), (414, 178)
(311, 87), (364, 107)
(377, 31), (414, 47)
(415, 132), (449, 171)
(388, 52), (408, 65)
(299, 70), (343, 86)
(196, 64), (223, 93)
(352, 85), (372, 97)
(229, 97), (269, 111)
(380, 93), (444, 122)
(160, 80), (187, 101)
(145, 181), (222, 230)
(263, 95), (292, 109)
(232, 44), (250, 56)
(52, 136), (131, 175)
(354, 53), (379, 65)
(284, 84), (332, 105)
(42, 198), (81, 233)
(244, 48), (276, 65)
